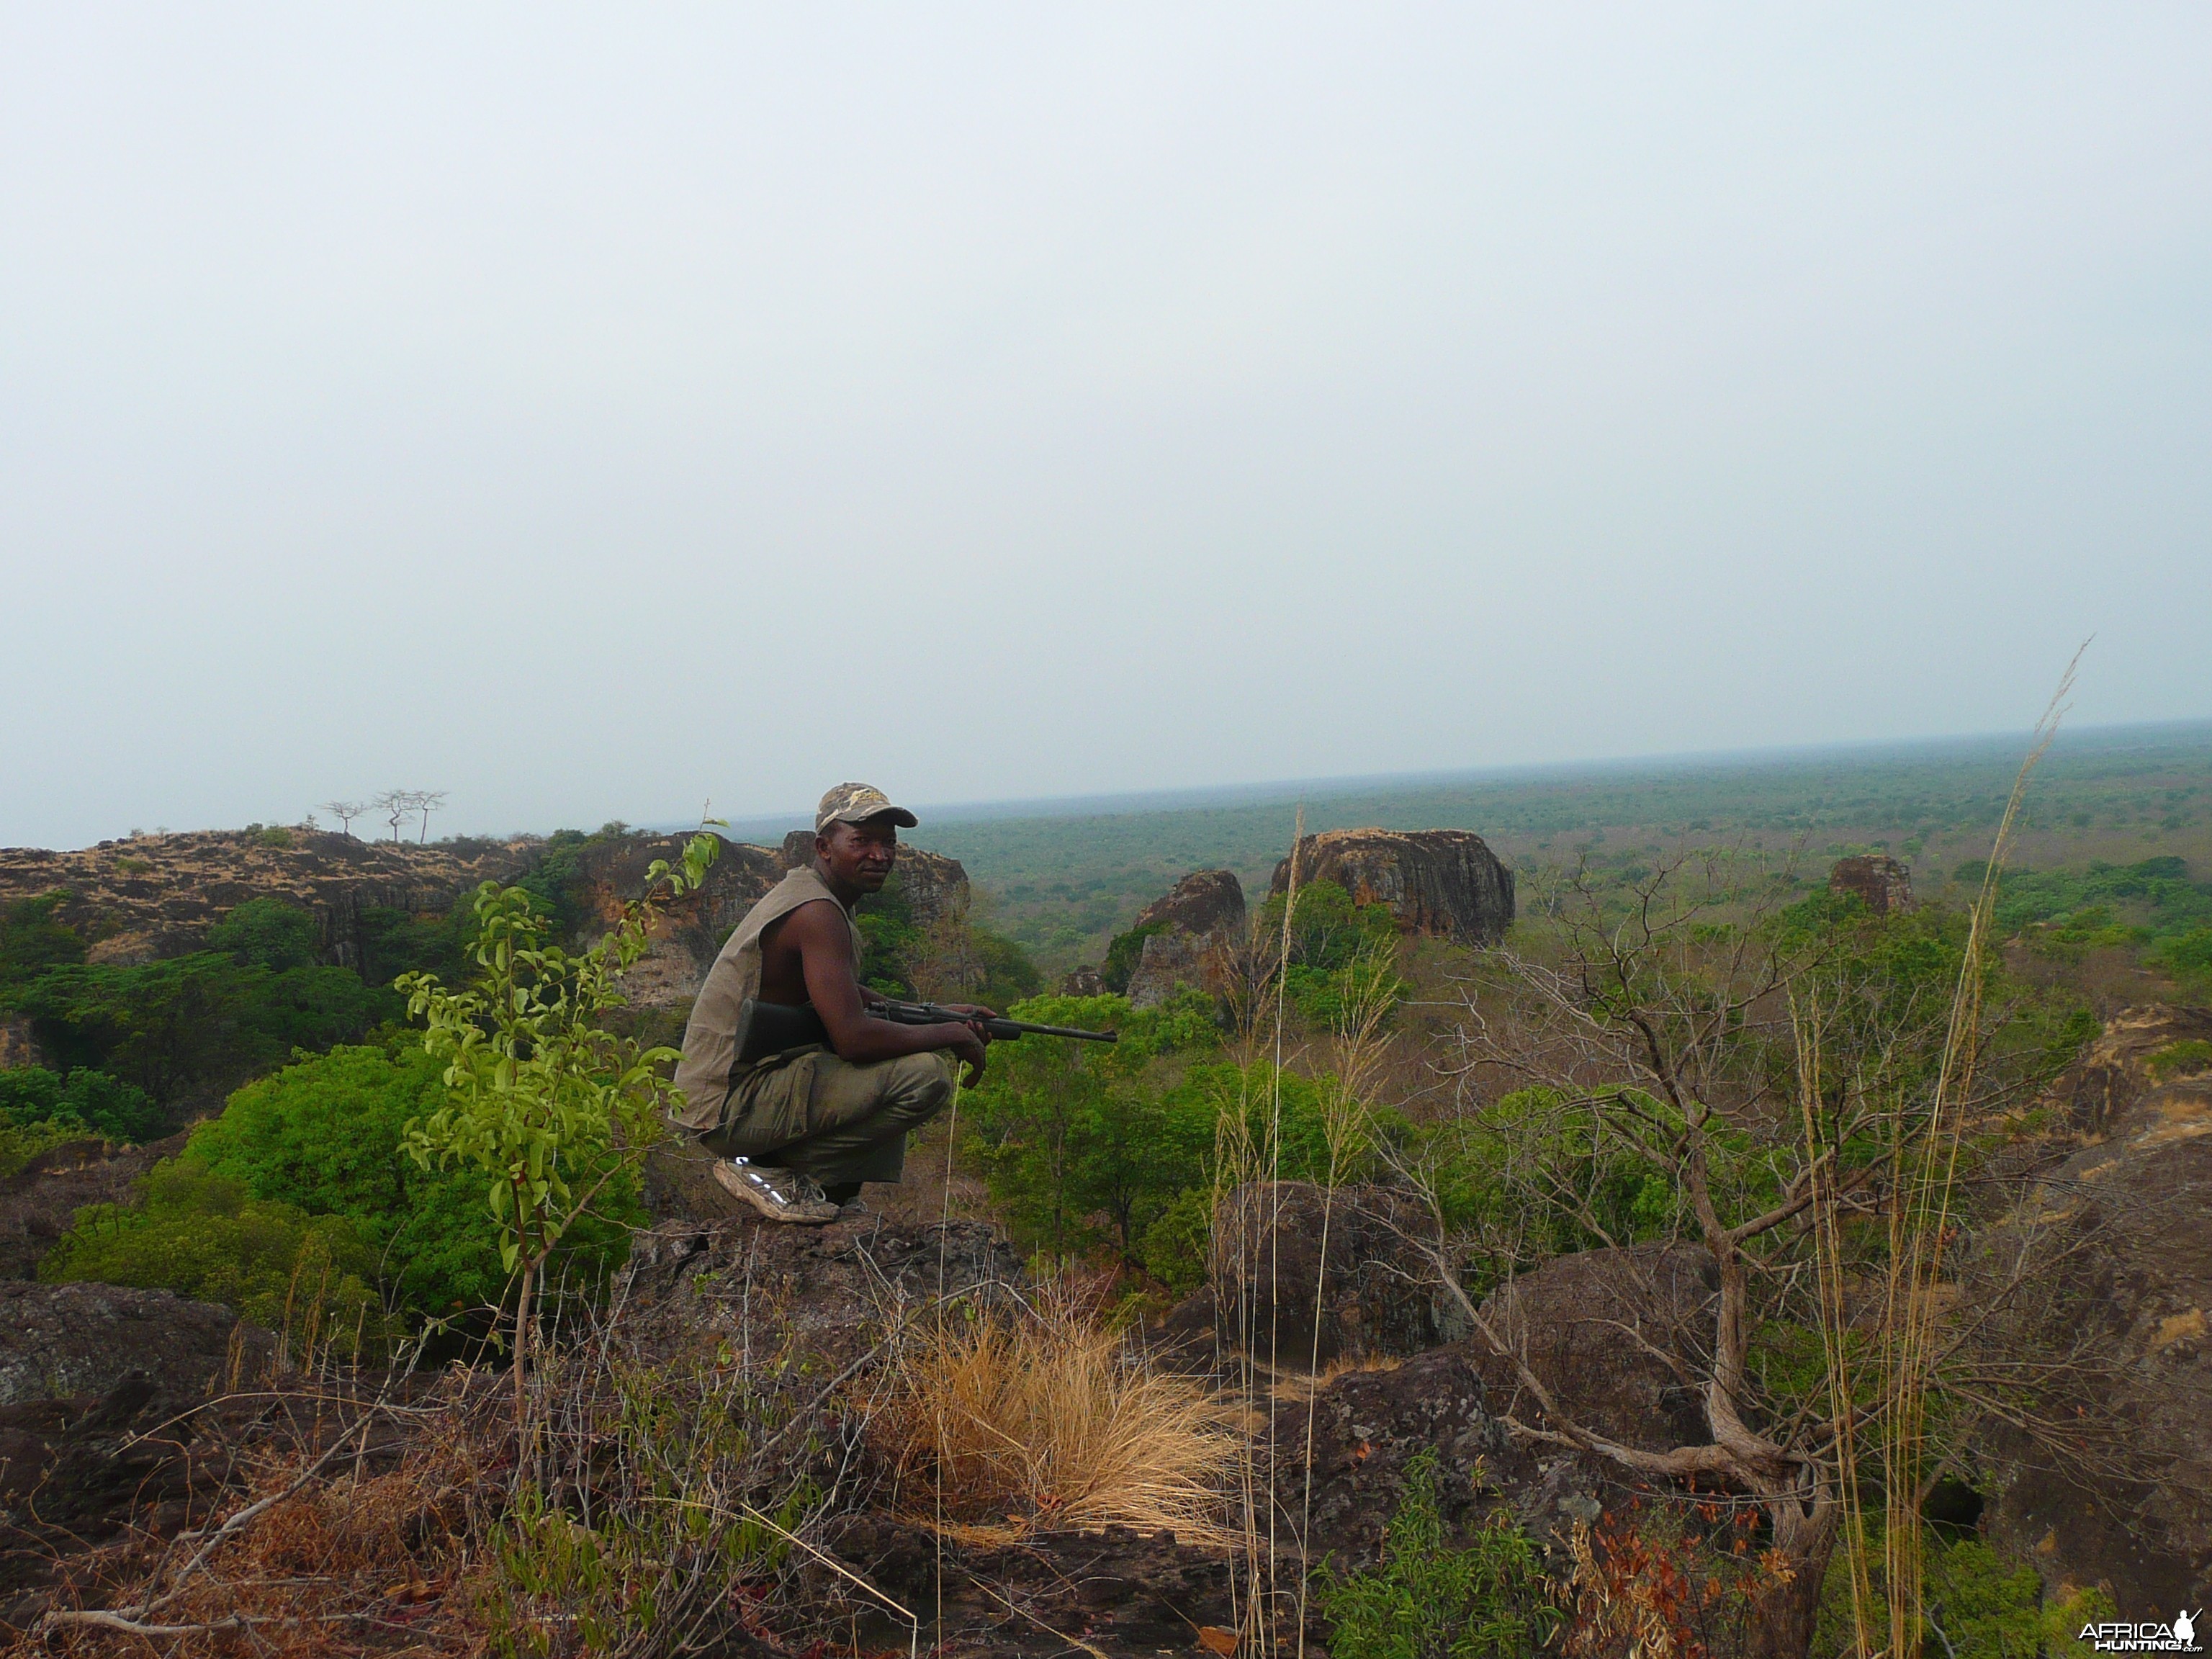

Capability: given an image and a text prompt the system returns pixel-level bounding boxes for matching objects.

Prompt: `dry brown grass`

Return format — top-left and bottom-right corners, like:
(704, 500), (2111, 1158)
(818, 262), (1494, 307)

(13, 1395), (484, 1659)
(866, 1292), (1244, 1547)
(1266, 1353), (1408, 1406)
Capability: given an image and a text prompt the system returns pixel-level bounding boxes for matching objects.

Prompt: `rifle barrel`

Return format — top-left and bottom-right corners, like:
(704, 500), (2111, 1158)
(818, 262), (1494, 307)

(878, 1000), (1116, 1044)
(996, 1020), (1118, 1043)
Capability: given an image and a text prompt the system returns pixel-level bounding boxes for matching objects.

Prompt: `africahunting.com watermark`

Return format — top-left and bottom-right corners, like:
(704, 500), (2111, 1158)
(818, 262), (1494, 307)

(2081, 1611), (2202, 1654)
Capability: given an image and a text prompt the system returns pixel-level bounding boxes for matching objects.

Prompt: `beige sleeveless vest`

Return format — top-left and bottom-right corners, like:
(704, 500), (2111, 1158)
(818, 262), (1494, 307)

(672, 865), (863, 1131)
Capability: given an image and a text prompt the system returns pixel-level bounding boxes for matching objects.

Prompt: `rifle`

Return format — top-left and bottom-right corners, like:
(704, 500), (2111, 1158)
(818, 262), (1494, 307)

(734, 997), (1118, 1067)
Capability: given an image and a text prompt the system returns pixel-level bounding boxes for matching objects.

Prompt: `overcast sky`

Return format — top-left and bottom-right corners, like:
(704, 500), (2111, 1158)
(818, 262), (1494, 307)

(3, 5), (2207, 848)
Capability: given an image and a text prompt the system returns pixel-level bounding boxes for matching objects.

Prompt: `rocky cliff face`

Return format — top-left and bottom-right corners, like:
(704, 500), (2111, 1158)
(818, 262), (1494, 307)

(0, 1018), (39, 1071)
(1829, 853), (1914, 916)
(571, 832), (975, 1009)
(0, 1282), (279, 1613)
(1124, 870), (1247, 1010)
(570, 832), (788, 1007)
(1270, 827), (1514, 945)
(1193, 1179), (1470, 1366)
(0, 1136), (183, 1280)
(1132, 869), (1246, 940)
(0, 830), (534, 970)
(778, 830), (973, 927)
(1977, 1004), (2212, 1612)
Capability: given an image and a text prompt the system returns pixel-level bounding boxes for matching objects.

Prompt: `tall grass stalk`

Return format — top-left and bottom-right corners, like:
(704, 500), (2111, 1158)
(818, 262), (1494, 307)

(1210, 809), (1308, 1647)
(1295, 941), (1399, 1657)
(1804, 649), (2081, 1659)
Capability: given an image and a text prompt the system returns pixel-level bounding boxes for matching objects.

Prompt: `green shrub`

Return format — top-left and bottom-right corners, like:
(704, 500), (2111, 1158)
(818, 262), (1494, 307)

(208, 896), (323, 971)
(1315, 1449), (1560, 1658)
(1811, 1528), (2118, 1659)
(17, 953), (394, 1100)
(965, 991), (1396, 1277)
(850, 867), (1041, 1005)
(186, 1042), (640, 1318)
(2147, 1038), (2212, 1080)
(2151, 925), (2212, 986)
(0, 1066), (166, 1142)
(1259, 880), (1398, 974)
(0, 892), (86, 988)
(40, 1161), (391, 1354)
(1100, 921), (1164, 993)
(1137, 1185), (1215, 1293)
(963, 991), (1228, 1262)
(0, 1115), (91, 1178)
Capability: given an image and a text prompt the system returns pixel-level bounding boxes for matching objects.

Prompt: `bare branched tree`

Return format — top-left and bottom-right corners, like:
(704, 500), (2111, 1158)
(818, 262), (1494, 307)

(1397, 850), (1846, 1659)
(319, 799), (367, 837)
(366, 789), (446, 843)
(1380, 838), (2113, 1659)
(371, 790), (410, 842)
(905, 905), (985, 1001)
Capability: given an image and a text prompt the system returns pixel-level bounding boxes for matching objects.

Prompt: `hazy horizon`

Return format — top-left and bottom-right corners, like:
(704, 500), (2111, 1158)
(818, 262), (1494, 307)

(4, 6), (2208, 850)
(23, 716), (2206, 852)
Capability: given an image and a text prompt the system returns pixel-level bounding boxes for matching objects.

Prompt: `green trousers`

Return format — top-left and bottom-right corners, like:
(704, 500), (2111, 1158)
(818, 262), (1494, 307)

(696, 1047), (956, 1185)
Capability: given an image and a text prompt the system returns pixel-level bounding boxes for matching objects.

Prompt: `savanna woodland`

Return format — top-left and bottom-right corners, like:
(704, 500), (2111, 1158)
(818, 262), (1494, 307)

(3, 719), (2208, 1658)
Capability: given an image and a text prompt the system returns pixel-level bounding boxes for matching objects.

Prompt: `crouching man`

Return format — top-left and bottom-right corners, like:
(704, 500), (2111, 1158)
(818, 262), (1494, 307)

(673, 783), (989, 1224)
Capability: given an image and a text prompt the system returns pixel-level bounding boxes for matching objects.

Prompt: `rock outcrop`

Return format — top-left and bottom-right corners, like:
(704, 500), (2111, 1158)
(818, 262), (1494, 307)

(0, 829), (536, 971)
(618, 1212), (1028, 1372)
(1190, 1181), (1470, 1369)
(0, 1134), (183, 1280)
(570, 832), (788, 1007)
(1271, 828), (1514, 946)
(0, 1017), (39, 1070)
(879, 848), (971, 929)
(572, 832), (977, 1009)
(1261, 1344), (1558, 1563)
(1123, 871), (1246, 1010)
(0, 1284), (279, 1615)
(1470, 1244), (1719, 1455)
(1133, 869), (1247, 942)
(1829, 853), (1914, 916)
(1976, 1004), (2212, 1612)
(0, 1281), (269, 1408)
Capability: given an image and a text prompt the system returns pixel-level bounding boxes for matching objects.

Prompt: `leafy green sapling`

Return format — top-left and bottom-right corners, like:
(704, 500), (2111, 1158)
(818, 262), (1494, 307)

(397, 832), (719, 1428)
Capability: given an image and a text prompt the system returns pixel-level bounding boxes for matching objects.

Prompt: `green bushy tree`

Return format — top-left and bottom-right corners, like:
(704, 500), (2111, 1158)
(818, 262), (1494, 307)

(1098, 921), (1164, 994)
(356, 904), (472, 989)
(1811, 1529), (2116, 1659)
(17, 953), (392, 1100)
(1407, 1084), (1690, 1299)
(1255, 880), (1403, 1025)
(1259, 879), (1398, 974)
(40, 1161), (390, 1355)
(852, 867), (1042, 1005)
(0, 892), (86, 987)
(962, 990), (1221, 1262)
(0, 1066), (165, 1143)
(400, 834), (719, 1422)
(2151, 924), (2212, 990)
(207, 897), (323, 971)
(186, 1042), (636, 1319)
(963, 988), (1394, 1282)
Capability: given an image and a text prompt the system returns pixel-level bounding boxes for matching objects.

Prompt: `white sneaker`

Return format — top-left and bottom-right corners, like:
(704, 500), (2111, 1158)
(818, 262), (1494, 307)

(712, 1159), (839, 1225)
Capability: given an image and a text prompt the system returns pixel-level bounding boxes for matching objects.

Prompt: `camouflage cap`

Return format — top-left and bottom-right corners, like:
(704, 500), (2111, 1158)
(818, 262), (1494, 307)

(815, 782), (919, 833)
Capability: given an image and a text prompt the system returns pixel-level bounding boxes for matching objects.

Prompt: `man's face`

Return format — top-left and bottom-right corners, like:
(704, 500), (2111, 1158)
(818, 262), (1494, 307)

(817, 815), (898, 893)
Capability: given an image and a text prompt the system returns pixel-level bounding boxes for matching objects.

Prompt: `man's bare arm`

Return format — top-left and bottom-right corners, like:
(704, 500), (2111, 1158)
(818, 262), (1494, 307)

(784, 902), (987, 1079)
